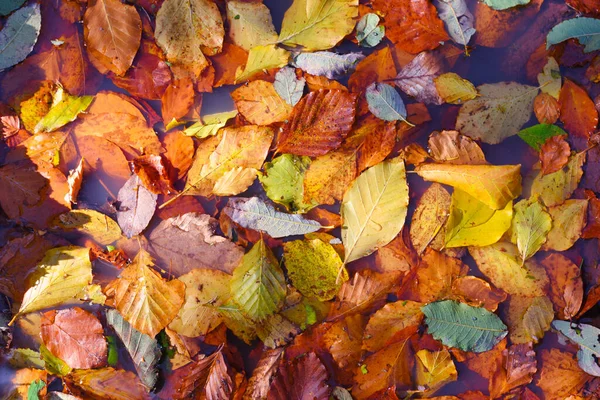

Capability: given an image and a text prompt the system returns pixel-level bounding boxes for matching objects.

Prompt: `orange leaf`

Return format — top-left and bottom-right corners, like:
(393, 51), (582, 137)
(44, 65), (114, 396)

(0, 161), (47, 221)
(348, 46), (397, 94)
(537, 349), (591, 399)
(559, 79), (599, 138)
(161, 78), (196, 126)
(211, 42), (248, 87)
(65, 158), (84, 204)
(373, 0), (448, 54)
(66, 368), (149, 400)
(428, 130), (486, 165)
(162, 131), (194, 182)
(41, 307), (107, 369)
(231, 80), (292, 125)
(375, 230), (418, 274)
(541, 253), (584, 319)
(83, 0), (142, 76)
(304, 74), (348, 92)
(322, 315), (365, 384)
(582, 189), (600, 239)
(76, 136), (131, 194)
(277, 89), (357, 157)
(534, 92), (560, 125)
(474, 0), (543, 48)
(540, 135), (570, 175)
(132, 154), (176, 195)
(566, 0), (600, 15)
(450, 276), (507, 312)
(489, 343), (537, 398)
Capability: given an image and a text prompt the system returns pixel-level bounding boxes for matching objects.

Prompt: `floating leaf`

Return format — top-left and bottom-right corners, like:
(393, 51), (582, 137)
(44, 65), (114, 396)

(231, 80), (292, 125)
(356, 14), (385, 48)
(226, 0), (277, 51)
(410, 183), (452, 254)
(445, 189), (513, 248)
(365, 82), (409, 122)
(284, 238), (347, 301)
(183, 111), (237, 139)
(559, 78), (599, 139)
(415, 163), (522, 210)
(106, 309), (161, 390)
(231, 240), (286, 320)
(235, 44), (290, 83)
(342, 158), (409, 263)
(547, 17), (600, 53)
(0, 0), (25, 16)
(534, 93), (561, 125)
(518, 124), (566, 150)
(544, 199), (588, 251)
(0, 3), (41, 71)
(540, 135), (571, 175)
(531, 151), (585, 207)
(434, 0), (476, 46)
(104, 249), (185, 337)
(117, 175), (157, 239)
(393, 51), (445, 105)
(434, 73), (478, 104)
(13, 247), (92, 322)
(552, 321), (600, 377)
(482, 0), (530, 11)
(278, 0), (358, 51)
(428, 130), (486, 165)
(422, 300), (508, 353)
(415, 349), (458, 395)
(363, 300), (424, 352)
(451, 276), (507, 312)
(66, 368), (149, 400)
(53, 209), (121, 245)
(260, 154), (312, 212)
(537, 349), (590, 399)
(510, 197), (552, 262)
(293, 52), (364, 79)
(538, 57), (561, 99)
(542, 253), (584, 319)
(456, 82), (538, 144)
(274, 67), (306, 106)
(34, 89), (93, 134)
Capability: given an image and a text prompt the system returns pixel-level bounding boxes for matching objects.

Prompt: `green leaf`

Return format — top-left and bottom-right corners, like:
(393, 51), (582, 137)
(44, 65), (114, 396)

(40, 344), (71, 376)
(518, 124), (567, 150)
(292, 51), (364, 79)
(223, 197), (322, 238)
(106, 309), (161, 389)
(259, 154), (313, 212)
(342, 158), (409, 263)
(0, 3), (41, 71)
(284, 238), (348, 301)
(106, 336), (118, 367)
(27, 379), (45, 400)
(0, 0), (25, 16)
(445, 189), (513, 248)
(547, 17), (600, 53)
(552, 321), (600, 377)
(510, 197), (552, 262)
(356, 14), (385, 48)
(34, 87), (94, 133)
(231, 240), (287, 320)
(365, 83), (409, 122)
(183, 111), (237, 139)
(274, 67), (305, 106)
(481, 0), (530, 10)
(422, 300), (508, 353)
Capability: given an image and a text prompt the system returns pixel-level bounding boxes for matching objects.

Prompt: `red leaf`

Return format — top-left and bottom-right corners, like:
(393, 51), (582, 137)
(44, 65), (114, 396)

(540, 135), (570, 175)
(559, 79), (599, 138)
(268, 352), (330, 400)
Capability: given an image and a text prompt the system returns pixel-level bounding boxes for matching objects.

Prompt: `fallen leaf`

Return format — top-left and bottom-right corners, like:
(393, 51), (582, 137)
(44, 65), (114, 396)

(226, 0), (277, 51)
(503, 295), (554, 344)
(363, 300), (423, 352)
(34, 89), (93, 134)
(518, 124), (568, 150)
(104, 248), (185, 337)
(566, 0), (600, 15)
(117, 175), (158, 239)
(474, 0), (543, 48)
(366, 83), (409, 122)
(534, 92), (561, 124)
(450, 276), (507, 312)
(161, 78), (196, 127)
(510, 197), (552, 262)
(0, 4), (41, 71)
(434, 0), (476, 46)
(244, 348), (284, 400)
(415, 348), (458, 395)
(552, 321), (600, 377)
(235, 44), (290, 83)
(531, 151), (585, 207)
(162, 131), (194, 181)
(64, 158), (83, 204)
(76, 136), (131, 194)
(132, 154), (175, 195)
(538, 57), (562, 99)
(428, 130), (486, 165)
(268, 352), (330, 400)
(0, 0), (25, 16)
(410, 183), (452, 254)
(392, 51), (445, 105)
(547, 17), (600, 53)
(536, 349), (590, 399)
(52, 209), (122, 245)
(434, 73), (478, 104)
(231, 80), (292, 125)
(489, 343), (537, 397)
(348, 46), (397, 94)
(66, 368), (149, 400)
(0, 161), (47, 221)
(542, 253), (584, 319)
(274, 67), (305, 106)
(293, 52), (364, 79)
(544, 199), (588, 251)
(356, 13), (385, 48)
(41, 307), (107, 369)
(559, 78), (599, 138)
(183, 110), (237, 139)
(83, 0), (141, 76)
(260, 154), (313, 212)
(583, 190), (600, 239)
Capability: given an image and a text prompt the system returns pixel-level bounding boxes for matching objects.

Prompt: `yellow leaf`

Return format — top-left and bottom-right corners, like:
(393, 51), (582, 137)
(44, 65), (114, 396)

(184, 110), (238, 139)
(410, 183), (451, 254)
(303, 148), (357, 205)
(184, 125), (274, 196)
(543, 199), (588, 251)
(434, 73), (478, 105)
(530, 152), (585, 207)
(212, 167), (258, 196)
(415, 163), (522, 210)
(104, 249), (185, 337)
(445, 189), (513, 248)
(469, 242), (549, 297)
(415, 349), (458, 395)
(538, 57), (561, 99)
(510, 197), (552, 262)
(226, 1), (277, 51)
(504, 295), (554, 344)
(363, 300), (424, 352)
(12, 247), (92, 323)
(235, 44), (290, 83)
(342, 158), (409, 263)
(283, 238), (348, 301)
(52, 209), (122, 245)
(168, 268), (230, 337)
(278, 0), (358, 51)
(231, 80), (292, 125)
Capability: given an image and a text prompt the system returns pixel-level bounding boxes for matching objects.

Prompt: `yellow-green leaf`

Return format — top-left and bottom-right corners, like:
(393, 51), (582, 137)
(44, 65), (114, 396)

(434, 73), (477, 105)
(342, 158), (409, 263)
(510, 197), (552, 262)
(445, 189), (513, 248)
(543, 199), (588, 251)
(235, 44), (290, 83)
(52, 209), (122, 245)
(284, 238), (348, 301)
(259, 154), (313, 212)
(538, 57), (561, 99)
(226, 0), (277, 51)
(415, 349), (458, 395)
(34, 88), (93, 133)
(231, 240), (286, 321)
(531, 152), (585, 207)
(415, 163), (522, 210)
(183, 111), (237, 139)
(504, 295), (554, 344)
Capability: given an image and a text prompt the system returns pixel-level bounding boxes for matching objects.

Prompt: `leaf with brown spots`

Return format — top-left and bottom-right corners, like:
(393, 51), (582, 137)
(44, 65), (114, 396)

(534, 92), (561, 124)
(132, 154), (175, 195)
(540, 135), (570, 175)
(428, 130), (486, 165)
(450, 276), (507, 312)
(392, 51), (445, 105)
(231, 80), (292, 125)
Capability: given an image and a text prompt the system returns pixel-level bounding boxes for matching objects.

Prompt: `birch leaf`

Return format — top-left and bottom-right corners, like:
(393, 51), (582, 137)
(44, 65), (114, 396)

(223, 197), (322, 238)
(415, 163), (522, 210)
(226, 0), (277, 51)
(356, 14), (385, 48)
(342, 158), (409, 263)
(274, 67), (306, 106)
(434, 0), (476, 46)
(293, 52), (364, 79)
(510, 197), (552, 262)
(0, 3), (41, 71)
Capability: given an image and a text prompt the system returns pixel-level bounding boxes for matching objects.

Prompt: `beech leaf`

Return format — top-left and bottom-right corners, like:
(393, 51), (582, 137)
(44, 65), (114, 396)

(393, 51), (445, 105)
(544, 199), (588, 251)
(365, 82), (409, 122)
(183, 111), (237, 139)
(231, 80), (292, 126)
(66, 368), (149, 400)
(363, 300), (424, 352)
(259, 154), (313, 212)
(434, 73), (478, 104)
(274, 67), (306, 106)
(434, 0), (476, 46)
(552, 321), (600, 377)
(547, 17), (600, 53)
(34, 89), (93, 134)
(518, 124), (567, 150)
(356, 14), (385, 48)
(117, 175), (157, 239)
(226, 0), (277, 51)
(293, 52), (364, 79)
(422, 300), (508, 353)
(235, 45), (290, 83)
(0, 3), (41, 71)
(510, 197), (552, 262)
(415, 349), (458, 395)
(531, 152), (585, 207)
(482, 0), (530, 11)
(409, 183), (452, 254)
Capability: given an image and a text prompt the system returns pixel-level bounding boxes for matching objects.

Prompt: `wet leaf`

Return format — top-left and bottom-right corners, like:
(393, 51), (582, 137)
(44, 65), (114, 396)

(538, 57), (561, 99)
(161, 78), (196, 127)
(547, 17), (600, 53)
(0, 161), (47, 221)
(503, 295), (554, 344)
(104, 249), (185, 337)
(428, 130), (486, 165)
(41, 307), (107, 369)
(534, 93), (561, 125)
(83, 0), (142, 76)
(544, 199), (588, 251)
(451, 276), (507, 312)
(278, 0), (358, 51)
(13, 247), (92, 322)
(542, 253), (584, 319)
(510, 197), (552, 262)
(268, 352), (330, 400)
(342, 158), (409, 263)
(456, 82), (538, 144)
(277, 89), (357, 156)
(0, 3), (41, 71)
(422, 300), (507, 353)
(183, 110), (237, 139)
(363, 300), (423, 352)
(34, 89), (93, 134)
(410, 183), (452, 254)
(117, 175), (158, 239)
(552, 321), (600, 377)
(52, 209), (122, 245)
(0, 0), (25, 16)
(106, 309), (161, 390)
(302, 149), (357, 206)
(434, 73), (478, 104)
(483, 0), (530, 11)
(356, 14), (385, 48)
(260, 154), (313, 212)
(66, 368), (149, 400)
(392, 51), (445, 105)
(415, 349), (458, 395)
(365, 83), (409, 122)
(293, 52), (364, 79)
(64, 158), (83, 204)
(537, 349), (590, 398)
(348, 46), (397, 94)
(235, 44), (290, 83)
(531, 151), (585, 207)
(226, 0), (277, 51)
(434, 0), (476, 46)
(231, 80), (292, 125)
(283, 238), (347, 301)
(415, 163), (522, 210)
(559, 78), (599, 138)
(274, 67), (305, 107)
(132, 154), (175, 195)
(518, 124), (567, 150)
(244, 348), (284, 400)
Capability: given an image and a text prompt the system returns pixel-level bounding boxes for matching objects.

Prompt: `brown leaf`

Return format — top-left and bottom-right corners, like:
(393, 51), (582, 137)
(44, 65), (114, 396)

(132, 154), (175, 195)
(41, 307), (107, 369)
(232, 80), (292, 126)
(541, 253), (584, 319)
(65, 158), (84, 204)
(304, 74), (348, 92)
(373, 0), (448, 54)
(567, 0), (600, 16)
(268, 352), (330, 400)
(534, 92), (561, 125)
(489, 343), (537, 398)
(536, 349), (591, 399)
(540, 135), (570, 175)
(88, 91), (146, 120)
(117, 174), (158, 238)
(66, 368), (149, 400)
(6, 130), (78, 174)
(348, 46), (398, 94)
(451, 276), (507, 312)
(162, 131), (195, 182)
(559, 79), (599, 138)
(409, 183), (452, 255)
(503, 295), (553, 344)
(323, 315), (366, 380)
(474, 0), (543, 48)
(375, 230), (418, 274)
(210, 42), (248, 87)
(84, 0), (142, 76)
(161, 78), (196, 126)
(1, 115), (20, 139)
(392, 51), (445, 105)
(582, 190), (600, 239)
(428, 130), (486, 165)
(277, 89), (357, 156)
(0, 161), (47, 221)
(76, 136), (131, 194)
(363, 301), (423, 352)
(244, 348), (284, 400)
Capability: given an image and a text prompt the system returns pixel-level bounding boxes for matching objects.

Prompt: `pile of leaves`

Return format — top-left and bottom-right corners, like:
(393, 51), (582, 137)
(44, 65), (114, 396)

(2, 0), (600, 398)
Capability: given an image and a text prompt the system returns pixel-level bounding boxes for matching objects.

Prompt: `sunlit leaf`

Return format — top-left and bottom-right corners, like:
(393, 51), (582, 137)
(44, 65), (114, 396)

(231, 80), (292, 125)
(53, 209), (121, 245)
(415, 349), (458, 395)
(409, 183), (451, 254)
(183, 111), (237, 139)
(66, 368), (149, 400)
(0, 3), (41, 71)
(34, 89), (93, 133)
(226, 0), (277, 51)
(235, 44), (290, 83)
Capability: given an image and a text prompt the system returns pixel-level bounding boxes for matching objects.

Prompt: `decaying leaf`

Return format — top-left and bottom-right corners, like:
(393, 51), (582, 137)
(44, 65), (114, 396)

(392, 51), (445, 105)
(428, 130), (486, 165)
(117, 174), (158, 239)
(232, 80), (292, 125)
(530, 151), (585, 207)
(52, 209), (122, 245)
(0, 4), (41, 71)
(542, 253), (584, 319)
(363, 300), (423, 352)
(434, 0), (476, 46)
(409, 183), (451, 254)
(544, 199), (588, 251)
(559, 78), (599, 138)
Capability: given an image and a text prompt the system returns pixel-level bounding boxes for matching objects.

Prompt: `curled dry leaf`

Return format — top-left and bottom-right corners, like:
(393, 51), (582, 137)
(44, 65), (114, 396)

(132, 154), (175, 195)
(64, 158), (83, 204)
(534, 92), (561, 124)
(559, 79), (599, 138)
